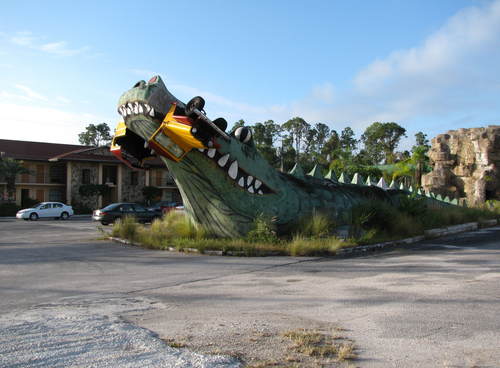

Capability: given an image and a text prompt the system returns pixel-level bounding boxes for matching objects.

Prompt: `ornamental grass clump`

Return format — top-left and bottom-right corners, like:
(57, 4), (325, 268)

(296, 211), (335, 238)
(111, 215), (140, 242)
(245, 214), (279, 243)
(288, 236), (350, 256)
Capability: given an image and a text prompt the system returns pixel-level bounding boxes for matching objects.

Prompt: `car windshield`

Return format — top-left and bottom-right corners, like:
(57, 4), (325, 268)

(33, 203), (46, 209)
(101, 204), (119, 211)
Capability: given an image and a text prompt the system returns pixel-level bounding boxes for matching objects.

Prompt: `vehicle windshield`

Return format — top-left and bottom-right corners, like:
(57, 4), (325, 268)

(101, 204), (119, 211)
(33, 202), (46, 209)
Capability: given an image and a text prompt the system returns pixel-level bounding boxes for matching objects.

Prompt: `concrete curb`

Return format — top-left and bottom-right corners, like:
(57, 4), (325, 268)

(108, 219), (499, 258)
(336, 219), (498, 257)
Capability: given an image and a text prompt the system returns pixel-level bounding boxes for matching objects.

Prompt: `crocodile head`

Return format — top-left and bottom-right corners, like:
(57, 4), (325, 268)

(115, 76), (308, 237)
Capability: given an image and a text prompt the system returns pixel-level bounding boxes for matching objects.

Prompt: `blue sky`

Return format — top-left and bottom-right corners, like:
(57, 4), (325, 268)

(1, 0), (499, 149)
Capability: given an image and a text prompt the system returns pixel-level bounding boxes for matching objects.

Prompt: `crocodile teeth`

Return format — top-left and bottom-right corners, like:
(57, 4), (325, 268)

(126, 106), (132, 115)
(198, 148), (205, 152)
(218, 154), (229, 167)
(134, 102), (139, 114)
(144, 104), (151, 113)
(138, 103), (144, 114)
(238, 177), (245, 187)
(248, 186), (255, 194)
(144, 141), (148, 148)
(228, 161), (238, 179)
(254, 180), (262, 190)
(207, 148), (216, 158)
(258, 190), (263, 195)
(247, 176), (253, 186)
(149, 107), (155, 117)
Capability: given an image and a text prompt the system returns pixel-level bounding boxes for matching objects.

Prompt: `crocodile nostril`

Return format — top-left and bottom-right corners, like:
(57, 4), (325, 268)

(133, 80), (146, 88)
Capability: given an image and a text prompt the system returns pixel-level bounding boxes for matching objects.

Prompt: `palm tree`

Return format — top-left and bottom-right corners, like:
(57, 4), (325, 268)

(0, 158), (32, 201)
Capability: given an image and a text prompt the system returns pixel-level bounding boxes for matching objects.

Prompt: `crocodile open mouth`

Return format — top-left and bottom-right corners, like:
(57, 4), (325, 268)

(117, 101), (167, 123)
(116, 99), (274, 195)
(197, 147), (274, 195)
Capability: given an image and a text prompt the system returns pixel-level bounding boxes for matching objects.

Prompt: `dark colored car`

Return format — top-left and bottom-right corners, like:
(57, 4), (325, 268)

(92, 202), (158, 225)
(147, 201), (181, 217)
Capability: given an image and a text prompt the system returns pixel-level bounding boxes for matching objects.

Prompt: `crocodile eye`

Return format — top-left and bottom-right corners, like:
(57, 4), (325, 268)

(234, 127), (252, 143)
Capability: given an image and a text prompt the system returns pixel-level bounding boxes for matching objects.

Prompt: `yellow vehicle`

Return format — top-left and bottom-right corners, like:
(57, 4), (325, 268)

(111, 96), (229, 167)
(147, 103), (206, 162)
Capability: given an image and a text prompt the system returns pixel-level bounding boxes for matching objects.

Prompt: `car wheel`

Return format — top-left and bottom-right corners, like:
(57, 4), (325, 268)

(29, 213), (39, 221)
(23, 218), (29, 221)
(101, 221), (109, 226)
(60, 212), (69, 220)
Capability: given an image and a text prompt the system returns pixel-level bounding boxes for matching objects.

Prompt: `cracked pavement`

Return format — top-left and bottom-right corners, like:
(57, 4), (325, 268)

(1, 218), (499, 367)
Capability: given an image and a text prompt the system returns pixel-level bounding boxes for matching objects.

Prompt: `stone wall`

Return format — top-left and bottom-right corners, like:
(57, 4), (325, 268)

(70, 162), (100, 209)
(121, 167), (147, 203)
(422, 125), (500, 206)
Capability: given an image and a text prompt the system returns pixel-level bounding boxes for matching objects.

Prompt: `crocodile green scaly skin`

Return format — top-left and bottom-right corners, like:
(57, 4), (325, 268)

(115, 76), (446, 237)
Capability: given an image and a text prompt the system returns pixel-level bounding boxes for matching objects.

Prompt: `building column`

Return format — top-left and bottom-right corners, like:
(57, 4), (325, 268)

(98, 163), (103, 208)
(66, 162), (72, 205)
(145, 170), (150, 186)
(117, 165), (123, 202)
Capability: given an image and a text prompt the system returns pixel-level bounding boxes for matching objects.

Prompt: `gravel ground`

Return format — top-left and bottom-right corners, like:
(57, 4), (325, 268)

(0, 296), (240, 368)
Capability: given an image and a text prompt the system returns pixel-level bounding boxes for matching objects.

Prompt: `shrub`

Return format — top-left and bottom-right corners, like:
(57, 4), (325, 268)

(111, 215), (140, 241)
(142, 186), (162, 205)
(246, 214), (278, 243)
(296, 211), (335, 238)
(0, 202), (21, 216)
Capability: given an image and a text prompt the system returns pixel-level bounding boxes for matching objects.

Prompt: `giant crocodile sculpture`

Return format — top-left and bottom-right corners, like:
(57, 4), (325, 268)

(111, 76), (446, 237)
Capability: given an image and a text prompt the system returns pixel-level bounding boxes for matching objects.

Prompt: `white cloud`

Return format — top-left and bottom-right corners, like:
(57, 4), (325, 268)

(7, 31), (90, 57)
(352, 0), (500, 118)
(0, 102), (112, 144)
(194, 0), (500, 137)
(38, 41), (89, 56)
(14, 84), (48, 101)
(55, 96), (71, 104)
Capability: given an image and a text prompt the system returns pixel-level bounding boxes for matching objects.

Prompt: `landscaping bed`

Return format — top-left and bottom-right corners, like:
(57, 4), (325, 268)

(105, 197), (499, 257)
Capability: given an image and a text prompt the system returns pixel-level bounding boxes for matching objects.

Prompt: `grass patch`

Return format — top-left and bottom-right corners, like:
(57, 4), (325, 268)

(282, 329), (357, 362)
(287, 235), (354, 256)
(109, 197), (498, 257)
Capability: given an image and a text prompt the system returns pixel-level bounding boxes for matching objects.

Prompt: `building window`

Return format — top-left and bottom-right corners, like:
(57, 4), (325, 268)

(49, 189), (63, 202)
(49, 164), (65, 184)
(36, 165), (45, 183)
(130, 171), (138, 186)
(103, 166), (117, 184)
(82, 169), (91, 184)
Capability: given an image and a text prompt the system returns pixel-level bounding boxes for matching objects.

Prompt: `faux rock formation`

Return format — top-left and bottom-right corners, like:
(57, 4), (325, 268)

(422, 125), (500, 206)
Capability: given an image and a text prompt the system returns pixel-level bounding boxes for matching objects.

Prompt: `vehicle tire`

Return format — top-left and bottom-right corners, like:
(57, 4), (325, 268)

(101, 221), (109, 226)
(23, 218), (29, 221)
(29, 213), (39, 221)
(60, 212), (69, 220)
(186, 96), (205, 116)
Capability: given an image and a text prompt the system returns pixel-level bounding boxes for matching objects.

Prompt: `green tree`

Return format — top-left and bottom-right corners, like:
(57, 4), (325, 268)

(361, 122), (406, 164)
(340, 127), (357, 153)
(321, 129), (340, 162)
(411, 132), (431, 187)
(282, 117), (311, 160)
(0, 158), (31, 201)
(252, 120), (281, 167)
(78, 123), (112, 146)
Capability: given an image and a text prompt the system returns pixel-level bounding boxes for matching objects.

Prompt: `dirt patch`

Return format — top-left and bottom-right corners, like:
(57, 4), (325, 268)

(137, 310), (358, 367)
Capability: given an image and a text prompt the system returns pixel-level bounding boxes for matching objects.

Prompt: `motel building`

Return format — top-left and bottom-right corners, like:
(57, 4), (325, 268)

(0, 139), (181, 209)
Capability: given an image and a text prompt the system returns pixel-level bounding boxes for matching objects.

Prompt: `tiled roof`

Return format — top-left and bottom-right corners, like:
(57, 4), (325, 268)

(0, 139), (88, 161)
(0, 139), (165, 167)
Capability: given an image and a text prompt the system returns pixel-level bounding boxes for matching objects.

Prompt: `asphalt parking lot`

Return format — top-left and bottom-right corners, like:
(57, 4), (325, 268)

(1, 218), (499, 367)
